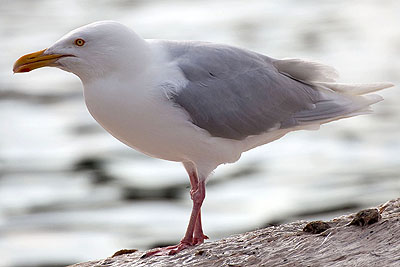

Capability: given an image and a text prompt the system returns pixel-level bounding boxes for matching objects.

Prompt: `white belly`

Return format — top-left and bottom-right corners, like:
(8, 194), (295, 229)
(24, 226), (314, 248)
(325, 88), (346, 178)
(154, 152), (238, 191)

(82, 78), (242, 167)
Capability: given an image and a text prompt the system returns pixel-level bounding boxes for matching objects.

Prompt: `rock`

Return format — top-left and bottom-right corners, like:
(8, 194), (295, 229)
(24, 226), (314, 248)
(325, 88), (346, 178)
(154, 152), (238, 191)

(303, 220), (331, 234)
(69, 198), (400, 267)
(348, 208), (381, 227)
(112, 249), (139, 257)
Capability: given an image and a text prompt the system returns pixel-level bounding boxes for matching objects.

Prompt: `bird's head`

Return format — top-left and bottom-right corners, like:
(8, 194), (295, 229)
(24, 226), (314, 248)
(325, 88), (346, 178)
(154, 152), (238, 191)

(13, 21), (150, 82)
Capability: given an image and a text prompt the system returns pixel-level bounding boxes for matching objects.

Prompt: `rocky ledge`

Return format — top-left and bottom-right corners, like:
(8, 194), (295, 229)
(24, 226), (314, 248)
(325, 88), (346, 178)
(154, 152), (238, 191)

(70, 198), (400, 267)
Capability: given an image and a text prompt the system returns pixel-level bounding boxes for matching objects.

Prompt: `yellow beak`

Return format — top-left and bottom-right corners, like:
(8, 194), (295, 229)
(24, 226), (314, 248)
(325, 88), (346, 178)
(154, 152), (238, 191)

(13, 49), (67, 73)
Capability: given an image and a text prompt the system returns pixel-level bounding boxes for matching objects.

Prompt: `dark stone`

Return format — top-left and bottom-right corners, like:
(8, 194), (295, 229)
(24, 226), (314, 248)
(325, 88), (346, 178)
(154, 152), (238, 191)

(112, 249), (138, 258)
(195, 250), (205, 256)
(303, 220), (331, 234)
(349, 208), (381, 227)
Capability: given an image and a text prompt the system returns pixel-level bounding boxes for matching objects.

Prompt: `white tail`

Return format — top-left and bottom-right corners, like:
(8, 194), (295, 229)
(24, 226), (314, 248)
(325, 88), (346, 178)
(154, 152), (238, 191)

(315, 82), (394, 96)
(273, 57), (394, 127)
(274, 58), (394, 95)
(273, 58), (339, 82)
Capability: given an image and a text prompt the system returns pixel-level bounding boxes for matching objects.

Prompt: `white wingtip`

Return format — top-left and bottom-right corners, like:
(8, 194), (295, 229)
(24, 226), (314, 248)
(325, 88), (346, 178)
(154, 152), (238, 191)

(315, 82), (394, 95)
(363, 93), (384, 104)
(274, 58), (339, 83)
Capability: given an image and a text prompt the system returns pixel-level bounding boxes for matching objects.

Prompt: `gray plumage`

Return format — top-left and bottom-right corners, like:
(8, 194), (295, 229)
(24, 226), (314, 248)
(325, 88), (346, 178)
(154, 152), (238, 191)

(163, 41), (385, 140)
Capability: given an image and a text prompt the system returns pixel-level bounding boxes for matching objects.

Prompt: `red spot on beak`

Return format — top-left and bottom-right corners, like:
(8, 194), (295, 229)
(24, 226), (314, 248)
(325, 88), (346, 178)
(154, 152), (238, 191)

(19, 67), (31, 73)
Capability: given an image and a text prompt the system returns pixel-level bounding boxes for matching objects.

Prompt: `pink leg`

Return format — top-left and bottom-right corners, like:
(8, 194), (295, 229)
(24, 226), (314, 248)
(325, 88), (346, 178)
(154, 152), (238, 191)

(169, 180), (206, 254)
(188, 171), (209, 245)
(193, 210), (209, 245)
(144, 172), (207, 257)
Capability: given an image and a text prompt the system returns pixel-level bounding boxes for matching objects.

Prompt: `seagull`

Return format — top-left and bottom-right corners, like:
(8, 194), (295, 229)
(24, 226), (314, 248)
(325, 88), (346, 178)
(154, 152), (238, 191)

(13, 21), (393, 256)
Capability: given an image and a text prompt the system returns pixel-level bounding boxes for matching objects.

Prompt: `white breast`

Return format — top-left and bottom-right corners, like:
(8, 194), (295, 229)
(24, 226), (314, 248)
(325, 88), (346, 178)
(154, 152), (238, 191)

(83, 76), (181, 158)
(81, 44), (245, 178)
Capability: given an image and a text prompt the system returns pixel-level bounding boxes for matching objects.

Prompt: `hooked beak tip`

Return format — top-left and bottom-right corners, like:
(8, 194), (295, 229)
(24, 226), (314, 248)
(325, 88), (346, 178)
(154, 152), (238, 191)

(13, 49), (67, 73)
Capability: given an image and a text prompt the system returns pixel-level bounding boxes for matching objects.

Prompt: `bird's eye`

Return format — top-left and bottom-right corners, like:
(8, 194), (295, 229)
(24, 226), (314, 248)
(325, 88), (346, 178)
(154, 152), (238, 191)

(74, 38), (85, 46)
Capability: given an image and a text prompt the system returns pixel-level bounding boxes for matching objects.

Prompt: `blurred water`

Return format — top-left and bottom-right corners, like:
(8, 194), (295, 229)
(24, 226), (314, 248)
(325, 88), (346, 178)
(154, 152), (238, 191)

(1, 0), (400, 266)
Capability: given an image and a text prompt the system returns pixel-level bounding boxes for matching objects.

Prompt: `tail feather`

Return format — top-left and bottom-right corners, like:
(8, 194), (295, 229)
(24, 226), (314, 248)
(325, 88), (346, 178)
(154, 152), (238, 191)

(243, 60), (393, 151)
(274, 57), (394, 127)
(274, 57), (394, 96)
(293, 93), (381, 122)
(291, 92), (384, 129)
(315, 82), (394, 96)
(273, 58), (339, 83)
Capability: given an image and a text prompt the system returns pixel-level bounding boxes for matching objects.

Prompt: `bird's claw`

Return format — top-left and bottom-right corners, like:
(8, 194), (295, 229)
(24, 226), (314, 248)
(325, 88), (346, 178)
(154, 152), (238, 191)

(142, 241), (192, 258)
(193, 234), (209, 245)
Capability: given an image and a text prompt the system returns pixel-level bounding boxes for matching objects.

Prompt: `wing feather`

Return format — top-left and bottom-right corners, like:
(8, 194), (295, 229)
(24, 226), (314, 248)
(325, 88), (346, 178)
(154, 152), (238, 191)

(161, 41), (385, 140)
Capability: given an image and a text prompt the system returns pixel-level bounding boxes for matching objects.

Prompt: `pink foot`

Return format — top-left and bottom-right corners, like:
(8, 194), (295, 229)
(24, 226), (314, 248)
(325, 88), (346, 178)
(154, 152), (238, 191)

(193, 234), (209, 245)
(142, 241), (192, 258)
(142, 176), (208, 259)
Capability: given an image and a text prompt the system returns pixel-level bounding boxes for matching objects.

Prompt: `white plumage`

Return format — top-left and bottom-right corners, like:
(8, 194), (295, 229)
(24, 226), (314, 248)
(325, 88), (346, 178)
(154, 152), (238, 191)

(13, 21), (393, 256)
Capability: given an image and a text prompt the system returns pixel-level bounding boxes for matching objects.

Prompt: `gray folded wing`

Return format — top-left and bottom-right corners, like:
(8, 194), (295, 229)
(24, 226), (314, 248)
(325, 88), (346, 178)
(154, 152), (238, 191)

(163, 41), (362, 140)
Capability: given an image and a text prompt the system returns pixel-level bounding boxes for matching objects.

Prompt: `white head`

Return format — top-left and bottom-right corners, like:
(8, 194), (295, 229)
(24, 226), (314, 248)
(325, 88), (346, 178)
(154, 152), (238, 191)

(13, 21), (150, 82)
